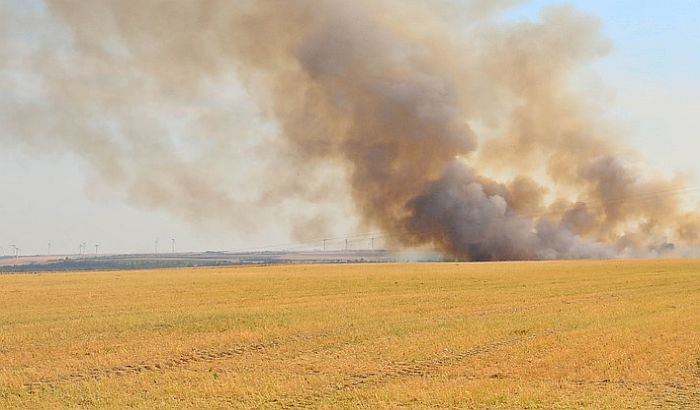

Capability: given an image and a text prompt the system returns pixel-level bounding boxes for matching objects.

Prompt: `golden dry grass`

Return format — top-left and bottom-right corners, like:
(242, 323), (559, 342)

(1, 260), (699, 409)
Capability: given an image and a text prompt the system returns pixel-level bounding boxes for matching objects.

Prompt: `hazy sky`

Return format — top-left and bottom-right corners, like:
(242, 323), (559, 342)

(1, 0), (699, 256)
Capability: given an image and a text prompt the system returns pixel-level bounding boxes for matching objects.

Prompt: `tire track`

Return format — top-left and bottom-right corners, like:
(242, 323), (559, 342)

(493, 377), (700, 409)
(274, 331), (551, 409)
(23, 330), (330, 392)
(568, 379), (700, 408)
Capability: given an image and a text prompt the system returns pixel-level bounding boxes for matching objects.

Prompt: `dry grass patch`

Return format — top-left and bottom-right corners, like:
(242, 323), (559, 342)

(1, 260), (699, 408)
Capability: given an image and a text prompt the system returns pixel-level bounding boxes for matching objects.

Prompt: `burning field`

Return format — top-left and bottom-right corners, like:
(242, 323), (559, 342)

(2, 260), (700, 408)
(2, 3), (699, 408)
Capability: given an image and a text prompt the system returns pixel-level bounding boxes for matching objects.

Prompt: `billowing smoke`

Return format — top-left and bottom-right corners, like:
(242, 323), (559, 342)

(1, 0), (698, 260)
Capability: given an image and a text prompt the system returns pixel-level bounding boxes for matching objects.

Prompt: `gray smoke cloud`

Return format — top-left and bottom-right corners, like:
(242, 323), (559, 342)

(1, 0), (697, 260)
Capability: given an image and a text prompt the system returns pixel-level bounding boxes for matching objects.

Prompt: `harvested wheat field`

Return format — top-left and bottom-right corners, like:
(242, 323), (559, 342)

(1, 260), (700, 409)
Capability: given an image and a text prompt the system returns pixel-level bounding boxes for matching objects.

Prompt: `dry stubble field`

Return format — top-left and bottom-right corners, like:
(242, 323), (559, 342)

(1, 260), (700, 409)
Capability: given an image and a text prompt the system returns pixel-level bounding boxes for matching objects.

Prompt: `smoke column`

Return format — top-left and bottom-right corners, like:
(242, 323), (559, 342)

(2, 0), (698, 260)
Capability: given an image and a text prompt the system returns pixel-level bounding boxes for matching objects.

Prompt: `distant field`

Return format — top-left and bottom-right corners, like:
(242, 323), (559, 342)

(1, 261), (699, 409)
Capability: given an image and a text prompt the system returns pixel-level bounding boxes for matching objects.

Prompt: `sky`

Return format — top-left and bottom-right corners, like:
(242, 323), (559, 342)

(1, 0), (699, 256)
(505, 1), (700, 175)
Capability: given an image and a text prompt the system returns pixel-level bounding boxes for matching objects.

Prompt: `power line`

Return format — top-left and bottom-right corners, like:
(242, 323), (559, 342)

(225, 230), (385, 254)
(224, 185), (700, 253)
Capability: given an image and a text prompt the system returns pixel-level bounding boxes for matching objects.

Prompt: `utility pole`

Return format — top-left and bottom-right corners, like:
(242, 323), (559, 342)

(323, 239), (327, 251)
(155, 239), (159, 255)
(48, 242), (51, 256)
(371, 237), (375, 250)
(345, 238), (349, 251)
(171, 238), (175, 254)
(95, 244), (99, 255)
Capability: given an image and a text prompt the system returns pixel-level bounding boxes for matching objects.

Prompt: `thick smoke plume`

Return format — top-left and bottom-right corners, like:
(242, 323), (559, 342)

(2, 0), (698, 259)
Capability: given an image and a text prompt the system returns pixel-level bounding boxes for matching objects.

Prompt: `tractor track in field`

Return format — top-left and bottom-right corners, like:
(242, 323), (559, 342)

(203, 334), (361, 378)
(206, 318), (468, 377)
(576, 379), (700, 408)
(21, 311), (507, 394)
(477, 377), (700, 409)
(273, 330), (552, 409)
(23, 330), (331, 392)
